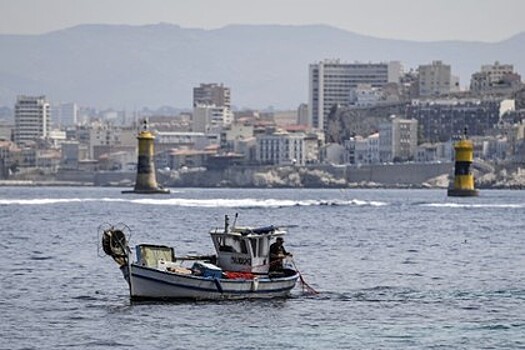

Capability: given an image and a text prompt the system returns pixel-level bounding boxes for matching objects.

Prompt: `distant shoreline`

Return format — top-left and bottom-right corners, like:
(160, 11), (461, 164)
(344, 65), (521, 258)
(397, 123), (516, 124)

(0, 180), (521, 190)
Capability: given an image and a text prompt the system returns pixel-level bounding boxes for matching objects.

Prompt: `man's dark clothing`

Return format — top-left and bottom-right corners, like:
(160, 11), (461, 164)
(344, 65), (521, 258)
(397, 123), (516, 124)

(269, 241), (288, 271)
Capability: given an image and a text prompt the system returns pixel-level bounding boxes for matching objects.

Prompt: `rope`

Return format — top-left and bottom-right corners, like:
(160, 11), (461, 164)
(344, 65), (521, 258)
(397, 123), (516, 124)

(291, 259), (319, 295)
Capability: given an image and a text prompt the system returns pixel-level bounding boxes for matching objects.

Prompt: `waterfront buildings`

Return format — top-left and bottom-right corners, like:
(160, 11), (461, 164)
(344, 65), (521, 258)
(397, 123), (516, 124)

(379, 117), (418, 162)
(192, 105), (234, 133)
(192, 83), (233, 133)
(220, 122), (254, 153)
(256, 130), (306, 166)
(14, 95), (50, 146)
(155, 131), (220, 153)
(308, 60), (402, 130)
(344, 133), (380, 165)
(407, 98), (510, 142)
(88, 124), (136, 159)
(470, 61), (522, 94)
(417, 61), (456, 97)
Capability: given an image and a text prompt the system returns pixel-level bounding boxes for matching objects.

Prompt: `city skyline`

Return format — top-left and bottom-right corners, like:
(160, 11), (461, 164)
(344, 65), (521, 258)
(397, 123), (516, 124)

(1, 0), (524, 42)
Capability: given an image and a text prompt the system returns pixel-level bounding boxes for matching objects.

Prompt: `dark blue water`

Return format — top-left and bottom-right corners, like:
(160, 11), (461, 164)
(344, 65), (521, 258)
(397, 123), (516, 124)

(1, 187), (524, 349)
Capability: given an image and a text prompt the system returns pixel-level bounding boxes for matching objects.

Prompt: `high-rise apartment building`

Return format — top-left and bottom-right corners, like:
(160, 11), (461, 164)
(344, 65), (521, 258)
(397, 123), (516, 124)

(193, 105), (234, 133)
(193, 83), (231, 108)
(308, 60), (401, 130)
(193, 83), (232, 133)
(418, 61), (453, 96)
(14, 95), (50, 146)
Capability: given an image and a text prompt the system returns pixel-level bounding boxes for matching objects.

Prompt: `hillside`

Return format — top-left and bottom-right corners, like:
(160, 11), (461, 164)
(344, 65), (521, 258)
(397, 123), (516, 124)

(0, 24), (524, 109)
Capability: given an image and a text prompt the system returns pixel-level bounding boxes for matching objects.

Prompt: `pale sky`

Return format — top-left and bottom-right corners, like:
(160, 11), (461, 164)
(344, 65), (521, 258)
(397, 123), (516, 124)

(0, 0), (524, 42)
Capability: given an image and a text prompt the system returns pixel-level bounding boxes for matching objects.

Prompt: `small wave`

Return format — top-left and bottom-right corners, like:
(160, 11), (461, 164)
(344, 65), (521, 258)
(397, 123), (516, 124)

(133, 198), (388, 208)
(420, 203), (523, 209)
(29, 256), (53, 261)
(0, 198), (85, 205)
(58, 340), (133, 348)
(0, 197), (388, 208)
(475, 324), (511, 331)
(348, 199), (388, 207)
(0, 198), (128, 205)
(72, 295), (99, 301)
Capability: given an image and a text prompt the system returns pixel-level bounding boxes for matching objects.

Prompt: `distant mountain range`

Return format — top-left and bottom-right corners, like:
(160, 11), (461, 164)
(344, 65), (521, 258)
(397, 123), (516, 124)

(0, 24), (524, 110)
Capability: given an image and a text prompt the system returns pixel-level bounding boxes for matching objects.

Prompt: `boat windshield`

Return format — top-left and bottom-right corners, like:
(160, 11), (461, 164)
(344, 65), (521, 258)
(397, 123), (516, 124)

(249, 236), (269, 258)
(218, 235), (248, 254)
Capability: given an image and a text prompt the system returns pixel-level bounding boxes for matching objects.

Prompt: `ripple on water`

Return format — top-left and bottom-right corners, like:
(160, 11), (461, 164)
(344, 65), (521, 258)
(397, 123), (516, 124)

(1, 188), (525, 349)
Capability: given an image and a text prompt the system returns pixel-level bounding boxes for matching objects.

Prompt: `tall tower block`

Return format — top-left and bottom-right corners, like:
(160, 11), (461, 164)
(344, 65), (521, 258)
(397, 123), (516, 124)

(447, 129), (479, 197)
(122, 120), (170, 194)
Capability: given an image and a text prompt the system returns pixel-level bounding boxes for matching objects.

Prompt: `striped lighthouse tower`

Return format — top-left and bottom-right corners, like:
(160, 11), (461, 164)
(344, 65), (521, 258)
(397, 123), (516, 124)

(447, 128), (479, 197)
(122, 120), (170, 194)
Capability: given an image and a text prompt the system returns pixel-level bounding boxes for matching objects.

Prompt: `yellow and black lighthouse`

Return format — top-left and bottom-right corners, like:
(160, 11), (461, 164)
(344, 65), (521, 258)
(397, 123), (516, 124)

(122, 120), (170, 194)
(447, 128), (479, 197)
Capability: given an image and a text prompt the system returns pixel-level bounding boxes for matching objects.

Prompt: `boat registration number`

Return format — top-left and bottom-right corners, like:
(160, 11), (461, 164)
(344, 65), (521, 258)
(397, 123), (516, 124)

(231, 256), (252, 265)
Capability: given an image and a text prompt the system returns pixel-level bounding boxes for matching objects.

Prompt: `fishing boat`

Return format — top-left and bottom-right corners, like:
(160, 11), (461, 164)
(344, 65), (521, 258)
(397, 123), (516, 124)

(100, 215), (300, 300)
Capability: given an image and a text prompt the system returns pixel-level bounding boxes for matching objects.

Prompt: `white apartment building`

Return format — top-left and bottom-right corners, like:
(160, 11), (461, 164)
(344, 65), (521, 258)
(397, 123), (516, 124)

(418, 61), (453, 96)
(89, 125), (121, 159)
(379, 117), (418, 162)
(193, 104), (234, 133)
(308, 60), (402, 130)
(344, 133), (380, 165)
(220, 122), (254, 152)
(347, 133), (380, 165)
(88, 124), (137, 159)
(156, 131), (220, 153)
(14, 95), (51, 146)
(256, 131), (306, 166)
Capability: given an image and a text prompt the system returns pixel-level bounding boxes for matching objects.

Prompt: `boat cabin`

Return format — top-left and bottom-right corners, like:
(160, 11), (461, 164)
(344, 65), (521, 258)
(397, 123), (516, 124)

(210, 224), (286, 274)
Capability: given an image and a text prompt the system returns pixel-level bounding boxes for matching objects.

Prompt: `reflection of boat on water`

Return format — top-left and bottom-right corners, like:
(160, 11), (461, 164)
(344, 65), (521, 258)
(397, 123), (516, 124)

(100, 216), (300, 300)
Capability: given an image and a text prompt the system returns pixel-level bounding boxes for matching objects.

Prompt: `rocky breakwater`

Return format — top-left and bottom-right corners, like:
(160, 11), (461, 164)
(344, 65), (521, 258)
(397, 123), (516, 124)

(167, 166), (347, 188)
(477, 166), (525, 189)
(158, 162), (525, 189)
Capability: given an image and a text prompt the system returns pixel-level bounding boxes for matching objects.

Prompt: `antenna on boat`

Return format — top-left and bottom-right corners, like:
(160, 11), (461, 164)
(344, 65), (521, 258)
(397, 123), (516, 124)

(224, 215), (229, 233)
(232, 213), (239, 229)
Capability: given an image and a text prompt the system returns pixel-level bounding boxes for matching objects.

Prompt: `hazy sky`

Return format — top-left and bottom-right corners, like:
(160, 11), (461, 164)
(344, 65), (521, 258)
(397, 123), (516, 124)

(1, 0), (524, 42)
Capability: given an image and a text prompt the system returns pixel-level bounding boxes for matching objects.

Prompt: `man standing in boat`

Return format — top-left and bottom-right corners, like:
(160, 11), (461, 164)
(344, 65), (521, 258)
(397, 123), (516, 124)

(269, 237), (291, 271)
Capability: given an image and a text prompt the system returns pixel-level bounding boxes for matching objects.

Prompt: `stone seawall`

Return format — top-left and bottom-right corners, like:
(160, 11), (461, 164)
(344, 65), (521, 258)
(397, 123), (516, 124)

(6, 162), (524, 188)
(346, 163), (453, 186)
(166, 163), (453, 188)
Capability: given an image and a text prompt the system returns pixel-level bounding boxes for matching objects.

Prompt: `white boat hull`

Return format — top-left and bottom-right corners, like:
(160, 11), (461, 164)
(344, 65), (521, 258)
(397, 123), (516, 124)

(120, 264), (299, 300)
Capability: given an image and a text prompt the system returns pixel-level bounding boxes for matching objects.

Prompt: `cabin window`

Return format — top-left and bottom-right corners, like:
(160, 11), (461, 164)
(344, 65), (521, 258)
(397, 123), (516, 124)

(218, 236), (247, 254)
(239, 239), (248, 254)
(250, 238), (258, 257)
(259, 238), (267, 257)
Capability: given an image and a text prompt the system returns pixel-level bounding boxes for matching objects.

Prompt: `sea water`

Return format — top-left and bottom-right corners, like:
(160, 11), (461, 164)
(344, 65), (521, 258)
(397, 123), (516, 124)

(0, 187), (524, 349)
